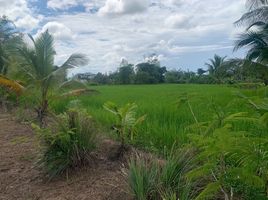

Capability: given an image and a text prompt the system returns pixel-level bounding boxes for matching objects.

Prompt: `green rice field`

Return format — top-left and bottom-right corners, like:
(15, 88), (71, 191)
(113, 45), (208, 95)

(52, 84), (266, 152)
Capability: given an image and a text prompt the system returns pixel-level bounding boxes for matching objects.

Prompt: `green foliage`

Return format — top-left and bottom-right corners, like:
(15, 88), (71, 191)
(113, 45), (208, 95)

(12, 30), (89, 125)
(103, 102), (146, 146)
(32, 109), (97, 179)
(205, 54), (227, 82)
(184, 96), (268, 199)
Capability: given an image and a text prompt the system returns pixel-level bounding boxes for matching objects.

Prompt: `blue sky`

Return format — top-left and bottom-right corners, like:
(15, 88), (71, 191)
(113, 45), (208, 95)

(1, 0), (247, 74)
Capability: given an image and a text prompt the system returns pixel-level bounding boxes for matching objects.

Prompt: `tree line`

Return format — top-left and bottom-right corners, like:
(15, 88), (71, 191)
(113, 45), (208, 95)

(80, 53), (268, 85)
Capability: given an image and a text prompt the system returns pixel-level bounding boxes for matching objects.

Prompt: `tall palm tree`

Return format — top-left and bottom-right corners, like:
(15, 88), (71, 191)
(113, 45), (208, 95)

(205, 54), (227, 80)
(0, 16), (19, 75)
(235, 0), (268, 26)
(233, 0), (268, 84)
(14, 30), (89, 125)
(234, 24), (268, 63)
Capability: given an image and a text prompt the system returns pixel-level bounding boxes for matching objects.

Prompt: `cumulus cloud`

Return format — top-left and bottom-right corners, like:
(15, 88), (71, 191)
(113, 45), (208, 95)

(47, 0), (80, 10)
(165, 14), (195, 29)
(37, 22), (74, 41)
(0, 0), (41, 30)
(99, 0), (149, 16)
(12, 0), (245, 73)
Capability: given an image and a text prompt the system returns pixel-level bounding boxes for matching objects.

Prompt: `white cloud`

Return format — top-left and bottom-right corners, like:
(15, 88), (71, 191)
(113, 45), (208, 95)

(165, 14), (194, 29)
(16, 15), (41, 30)
(0, 0), (41, 30)
(37, 22), (74, 41)
(20, 0), (245, 73)
(99, 0), (149, 16)
(47, 0), (80, 10)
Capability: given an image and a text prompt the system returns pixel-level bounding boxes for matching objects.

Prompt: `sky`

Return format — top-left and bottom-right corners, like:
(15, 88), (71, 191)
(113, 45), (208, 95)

(0, 0), (247, 74)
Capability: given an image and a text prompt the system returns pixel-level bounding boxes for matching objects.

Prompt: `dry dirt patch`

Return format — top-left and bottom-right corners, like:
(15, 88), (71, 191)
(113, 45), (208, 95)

(0, 111), (132, 200)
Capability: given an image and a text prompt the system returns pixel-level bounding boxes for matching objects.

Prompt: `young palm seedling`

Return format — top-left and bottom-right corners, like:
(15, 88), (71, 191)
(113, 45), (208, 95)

(103, 102), (146, 158)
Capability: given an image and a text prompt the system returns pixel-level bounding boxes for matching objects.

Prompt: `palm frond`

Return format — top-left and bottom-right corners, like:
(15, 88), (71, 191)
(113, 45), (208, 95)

(0, 74), (24, 96)
(234, 31), (267, 52)
(235, 6), (268, 26)
(34, 30), (55, 78)
(52, 53), (89, 84)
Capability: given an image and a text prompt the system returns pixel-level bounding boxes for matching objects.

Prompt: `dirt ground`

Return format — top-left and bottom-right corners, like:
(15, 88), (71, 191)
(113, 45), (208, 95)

(0, 109), (132, 200)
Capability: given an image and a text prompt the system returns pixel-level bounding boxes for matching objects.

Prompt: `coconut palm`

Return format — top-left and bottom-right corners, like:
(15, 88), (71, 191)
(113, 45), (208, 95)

(14, 30), (89, 125)
(234, 24), (268, 63)
(205, 54), (227, 81)
(233, 0), (268, 84)
(0, 16), (19, 75)
(235, 0), (268, 26)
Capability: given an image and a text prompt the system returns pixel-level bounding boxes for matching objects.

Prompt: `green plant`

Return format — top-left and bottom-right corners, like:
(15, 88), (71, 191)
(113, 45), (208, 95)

(127, 149), (195, 200)
(184, 97), (268, 199)
(128, 155), (159, 200)
(32, 109), (97, 179)
(103, 102), (146, 157)
(14, 30), (88, 125)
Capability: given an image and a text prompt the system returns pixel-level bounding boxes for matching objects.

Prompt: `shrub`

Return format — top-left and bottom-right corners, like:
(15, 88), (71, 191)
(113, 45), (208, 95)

(32, 109), (97, 179)
(184, 96), (268, 200)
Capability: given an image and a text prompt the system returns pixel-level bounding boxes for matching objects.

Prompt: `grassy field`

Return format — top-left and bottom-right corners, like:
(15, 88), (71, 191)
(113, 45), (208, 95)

(52, 84), (265, 152)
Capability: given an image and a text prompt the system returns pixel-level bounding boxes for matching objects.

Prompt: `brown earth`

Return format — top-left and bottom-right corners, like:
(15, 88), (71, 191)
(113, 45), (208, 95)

(0, 109), (132, 200)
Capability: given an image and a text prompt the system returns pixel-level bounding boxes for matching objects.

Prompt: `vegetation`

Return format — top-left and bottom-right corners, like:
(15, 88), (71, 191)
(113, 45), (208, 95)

(1, 0), (268, 199)
(104, 102), (146, 158)
(33, 109), (97, 179)
(12, 30), (88, 125)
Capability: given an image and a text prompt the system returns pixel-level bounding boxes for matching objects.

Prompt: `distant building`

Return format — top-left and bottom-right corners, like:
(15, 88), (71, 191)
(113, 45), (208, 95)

(75, 72), (96, 81)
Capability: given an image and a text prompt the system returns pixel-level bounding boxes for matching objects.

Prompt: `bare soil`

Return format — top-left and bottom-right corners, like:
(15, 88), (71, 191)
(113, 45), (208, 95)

(0, 109), (132, 200)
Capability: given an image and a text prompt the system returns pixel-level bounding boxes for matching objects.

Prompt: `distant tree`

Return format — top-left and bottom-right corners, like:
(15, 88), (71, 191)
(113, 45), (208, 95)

(197, 68), (207, 76)
(135, 55), (166, 84)
(165, 70), (181, 83)
(93, 72), (111, 84)
(118, 59), (135, 84)
(109, 71), (120, 84)
(205, 54), (227, 82)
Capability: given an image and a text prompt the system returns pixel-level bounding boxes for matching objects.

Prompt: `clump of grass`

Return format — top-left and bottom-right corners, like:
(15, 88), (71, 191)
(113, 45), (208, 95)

(128, 155), (159, 200)
(127, 148), (195, 200)
(32, 109), (98, 179)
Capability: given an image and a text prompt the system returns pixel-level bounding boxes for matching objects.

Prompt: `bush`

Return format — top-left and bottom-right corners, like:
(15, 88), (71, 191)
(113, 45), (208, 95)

(32, 109), (98, 179)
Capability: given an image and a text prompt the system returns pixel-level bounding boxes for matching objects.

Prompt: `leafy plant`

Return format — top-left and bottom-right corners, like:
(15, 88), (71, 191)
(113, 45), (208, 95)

(32, 109), (97, 179)
(184, 97), (268, 200)
(13, 30), (88, 125)
(103, 102), (146, 157)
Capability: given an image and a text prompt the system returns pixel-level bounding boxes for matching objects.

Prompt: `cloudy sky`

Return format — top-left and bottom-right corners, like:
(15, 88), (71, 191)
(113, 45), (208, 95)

(1, 0), (247, 74)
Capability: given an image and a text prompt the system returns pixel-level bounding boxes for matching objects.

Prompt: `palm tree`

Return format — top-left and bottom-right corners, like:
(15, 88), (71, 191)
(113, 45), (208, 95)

(234, 24), (268, 64)
(235, 0), (268, 26)
(0, 16), (19, 75)
(205, 54), (227, 81)
(233, 0), (268, 84)
(14, 30), (89, 125)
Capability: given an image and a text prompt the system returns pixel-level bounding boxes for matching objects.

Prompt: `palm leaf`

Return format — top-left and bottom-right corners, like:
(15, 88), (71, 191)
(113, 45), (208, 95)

(0, 74), (24, 95)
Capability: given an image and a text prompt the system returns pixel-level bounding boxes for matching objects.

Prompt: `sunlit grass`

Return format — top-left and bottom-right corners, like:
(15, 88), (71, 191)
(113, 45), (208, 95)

(51, 84), (267, 152)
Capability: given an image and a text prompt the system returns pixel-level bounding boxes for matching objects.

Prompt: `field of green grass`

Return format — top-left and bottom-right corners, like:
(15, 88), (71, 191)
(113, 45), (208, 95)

(52, 84), (266, 152)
